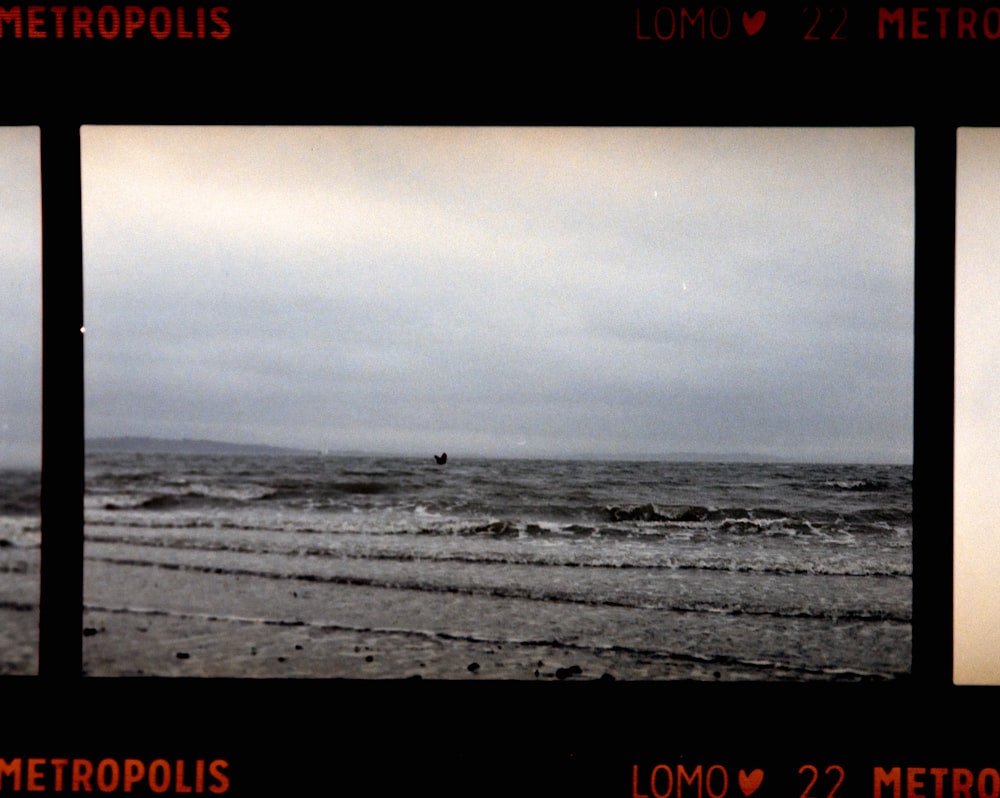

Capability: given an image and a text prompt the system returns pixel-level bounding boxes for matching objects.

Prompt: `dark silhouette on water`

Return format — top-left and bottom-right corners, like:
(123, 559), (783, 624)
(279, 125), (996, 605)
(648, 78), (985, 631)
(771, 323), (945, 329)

(434, 452), (447, 465)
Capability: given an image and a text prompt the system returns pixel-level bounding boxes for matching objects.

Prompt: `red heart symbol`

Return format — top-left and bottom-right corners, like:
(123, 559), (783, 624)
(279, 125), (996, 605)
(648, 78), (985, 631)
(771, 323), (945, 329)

(743, 10), (766, 35)
(739, 769), (764, 796)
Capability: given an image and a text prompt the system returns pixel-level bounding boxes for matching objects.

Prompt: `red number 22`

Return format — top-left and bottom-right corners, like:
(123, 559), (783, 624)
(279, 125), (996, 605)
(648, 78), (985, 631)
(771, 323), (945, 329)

(798, 764), (845, 798)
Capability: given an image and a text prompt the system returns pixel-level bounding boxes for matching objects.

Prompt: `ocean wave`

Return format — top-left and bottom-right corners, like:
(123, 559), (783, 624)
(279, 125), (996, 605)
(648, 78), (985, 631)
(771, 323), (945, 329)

(605, 503), (708, 523)
(825, 478), (891, 492)
(0, 470), (41, 516)
(83, 552), (912, 624)
(600, 502), (910, 533)
(83, 529), (912, 578)
(83, 507), (911, 548)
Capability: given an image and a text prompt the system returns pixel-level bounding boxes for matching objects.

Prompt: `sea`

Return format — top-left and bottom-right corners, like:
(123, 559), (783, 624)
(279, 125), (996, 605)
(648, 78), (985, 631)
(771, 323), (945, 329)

(70, 453), (912, 681)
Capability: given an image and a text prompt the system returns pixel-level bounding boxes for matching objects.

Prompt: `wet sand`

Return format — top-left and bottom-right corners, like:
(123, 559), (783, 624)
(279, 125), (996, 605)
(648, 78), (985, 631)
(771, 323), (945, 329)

(0, 545), (39, 675)
(82, 607), (643, 679)
(81, 559), (677, 679)
(3, 549), (899, 681)
(79, 559), (848, 681)
(0, 607), (38, 675)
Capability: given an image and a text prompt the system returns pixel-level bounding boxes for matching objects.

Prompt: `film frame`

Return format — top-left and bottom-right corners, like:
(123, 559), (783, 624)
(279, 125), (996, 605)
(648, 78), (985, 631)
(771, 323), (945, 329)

(1, 2), (990, 794)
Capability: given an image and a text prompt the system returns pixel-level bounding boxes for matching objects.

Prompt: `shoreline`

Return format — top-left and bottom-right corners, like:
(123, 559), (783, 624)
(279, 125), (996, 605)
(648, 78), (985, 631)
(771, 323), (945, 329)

(81, 606), (870, 681)
(76, 546), (911, 682)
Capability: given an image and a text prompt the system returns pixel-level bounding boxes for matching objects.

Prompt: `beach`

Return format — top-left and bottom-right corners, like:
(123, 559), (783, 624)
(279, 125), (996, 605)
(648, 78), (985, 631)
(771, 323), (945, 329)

(0, 472), (40, 675)
(75, 454), (912, 681)
(84, 563), (888, 681)
(0, 456), (912, 680)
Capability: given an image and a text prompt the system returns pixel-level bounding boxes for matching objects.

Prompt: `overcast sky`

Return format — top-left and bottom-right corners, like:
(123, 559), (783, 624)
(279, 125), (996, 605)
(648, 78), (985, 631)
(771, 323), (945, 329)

(79, 126), (913, 463)
(1, 127), (41, 469)
(955, 128), (1000, 684)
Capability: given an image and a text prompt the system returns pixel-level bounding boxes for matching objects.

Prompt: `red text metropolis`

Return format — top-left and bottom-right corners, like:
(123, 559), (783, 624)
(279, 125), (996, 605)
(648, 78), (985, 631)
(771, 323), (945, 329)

(0, 5), (230, 39)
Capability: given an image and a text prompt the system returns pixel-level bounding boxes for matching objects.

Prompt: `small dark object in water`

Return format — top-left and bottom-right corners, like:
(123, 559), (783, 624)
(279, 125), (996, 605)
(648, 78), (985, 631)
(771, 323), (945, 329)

(434, 452), (448, 465)
(556, 665), (583, 680)
(82, 627), (99, 637)
(176, 652), (190, 660)
(467, 661), (480, 673)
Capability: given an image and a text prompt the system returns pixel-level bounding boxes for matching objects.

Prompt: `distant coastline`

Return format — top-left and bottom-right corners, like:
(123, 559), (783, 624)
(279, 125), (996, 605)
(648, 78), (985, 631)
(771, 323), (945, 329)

(85, 437), (804, 463)
(82, 437), (909, 465)
(86, 437), (319, 457)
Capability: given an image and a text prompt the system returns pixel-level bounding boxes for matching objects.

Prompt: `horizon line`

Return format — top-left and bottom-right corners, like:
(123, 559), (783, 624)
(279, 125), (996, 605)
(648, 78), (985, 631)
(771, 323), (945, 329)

(83, 435), (913, 467)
